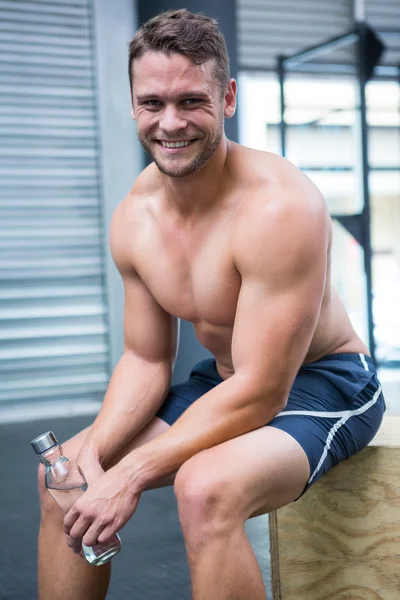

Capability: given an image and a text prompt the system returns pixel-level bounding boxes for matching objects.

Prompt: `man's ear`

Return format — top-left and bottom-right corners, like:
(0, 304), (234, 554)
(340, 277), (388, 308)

(224, 78), (237, 119)
(130, 107), (136, 120)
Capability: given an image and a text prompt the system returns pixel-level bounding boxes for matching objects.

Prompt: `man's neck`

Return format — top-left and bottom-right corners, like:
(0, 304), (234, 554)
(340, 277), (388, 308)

(160, 138), (232, 220)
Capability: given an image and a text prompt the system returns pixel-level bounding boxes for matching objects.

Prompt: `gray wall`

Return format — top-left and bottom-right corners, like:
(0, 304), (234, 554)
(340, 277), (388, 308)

(92, 0), (144, 370)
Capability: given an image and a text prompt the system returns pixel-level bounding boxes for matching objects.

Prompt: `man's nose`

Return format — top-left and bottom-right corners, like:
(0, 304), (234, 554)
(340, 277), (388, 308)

(159, 105), (187, 133)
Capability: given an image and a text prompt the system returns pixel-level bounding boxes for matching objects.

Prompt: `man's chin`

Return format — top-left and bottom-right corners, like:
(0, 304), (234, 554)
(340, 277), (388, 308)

(139, 134), (222, 178)
(153, 158), (203, 178)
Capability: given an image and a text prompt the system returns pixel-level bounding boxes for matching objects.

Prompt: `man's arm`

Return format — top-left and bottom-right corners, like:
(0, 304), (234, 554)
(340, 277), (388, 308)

(80, 199), (178, 469)
(122, 180), (330, 490)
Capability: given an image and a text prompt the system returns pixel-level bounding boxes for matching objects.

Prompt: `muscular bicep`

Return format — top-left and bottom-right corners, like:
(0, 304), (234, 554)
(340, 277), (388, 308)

(122, 271), (178, 362)
(231, 187), (329, 404)
(109, 202), (178, 364)
(232, 259), (324, 389)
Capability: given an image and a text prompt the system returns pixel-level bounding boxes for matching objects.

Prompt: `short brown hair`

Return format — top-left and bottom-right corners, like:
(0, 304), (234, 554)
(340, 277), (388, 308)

(128, 9), (230, 96)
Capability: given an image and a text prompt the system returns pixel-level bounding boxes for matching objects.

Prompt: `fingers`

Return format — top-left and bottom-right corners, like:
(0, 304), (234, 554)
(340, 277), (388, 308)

(63, 506), (78, 537)
(64, 505), (92, 553)
(82, 520), (109, 547)
(97, 523), (118, 545)
(64, 509), (112, 551)
(66, 516), (89, 553)
(65, 534), (84, 558)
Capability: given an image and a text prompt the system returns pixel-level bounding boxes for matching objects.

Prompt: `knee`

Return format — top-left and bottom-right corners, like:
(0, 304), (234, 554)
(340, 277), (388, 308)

(174, 457), (237, 546)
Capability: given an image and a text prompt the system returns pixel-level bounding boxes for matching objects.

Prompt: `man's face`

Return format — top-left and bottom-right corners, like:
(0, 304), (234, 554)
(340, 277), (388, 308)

(131, 51), (236, 178)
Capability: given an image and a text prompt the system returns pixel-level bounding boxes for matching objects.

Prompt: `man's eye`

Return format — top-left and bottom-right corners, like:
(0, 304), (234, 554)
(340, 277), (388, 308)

(182, 98), (201, 105)
(145, 100), (161, 107)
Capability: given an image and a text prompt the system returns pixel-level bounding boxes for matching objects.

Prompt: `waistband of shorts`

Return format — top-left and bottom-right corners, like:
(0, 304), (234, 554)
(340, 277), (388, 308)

(310, 353), (375, 369)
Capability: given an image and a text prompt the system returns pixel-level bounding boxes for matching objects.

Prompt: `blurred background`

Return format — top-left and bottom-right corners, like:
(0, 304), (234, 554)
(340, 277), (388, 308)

(0, 0), (398, 598)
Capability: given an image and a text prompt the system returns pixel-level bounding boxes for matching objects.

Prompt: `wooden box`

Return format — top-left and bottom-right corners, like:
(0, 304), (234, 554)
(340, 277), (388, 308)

(269, 416), (400, 600)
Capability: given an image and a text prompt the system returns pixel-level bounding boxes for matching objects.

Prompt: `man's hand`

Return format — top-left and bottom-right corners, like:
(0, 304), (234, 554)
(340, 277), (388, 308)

(63, 464), (141, 553)
(63, 451), (105, 556)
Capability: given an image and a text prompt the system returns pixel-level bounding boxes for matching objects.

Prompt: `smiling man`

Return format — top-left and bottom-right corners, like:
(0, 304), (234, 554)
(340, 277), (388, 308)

(38, 9), (385, 600)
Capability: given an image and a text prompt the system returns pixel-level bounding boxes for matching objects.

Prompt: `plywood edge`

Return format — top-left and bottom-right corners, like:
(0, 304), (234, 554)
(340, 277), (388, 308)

(368, 415), (400, 448)
(269, 511), (281, 600)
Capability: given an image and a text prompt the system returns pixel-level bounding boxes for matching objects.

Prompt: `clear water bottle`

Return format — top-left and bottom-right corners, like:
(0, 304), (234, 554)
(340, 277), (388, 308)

(31, 431), (122, 566)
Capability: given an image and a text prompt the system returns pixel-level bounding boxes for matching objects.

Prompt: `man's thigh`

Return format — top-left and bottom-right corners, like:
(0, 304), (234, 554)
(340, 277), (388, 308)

(175, 424), (311, 519)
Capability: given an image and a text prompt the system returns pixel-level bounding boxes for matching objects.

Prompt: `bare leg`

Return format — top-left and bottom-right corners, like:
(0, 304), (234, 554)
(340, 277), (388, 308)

(38, 417), (171, 600)
(174, 426), (310, 600)
(38, 494), (111, 600)
(187, 525), (266, 600)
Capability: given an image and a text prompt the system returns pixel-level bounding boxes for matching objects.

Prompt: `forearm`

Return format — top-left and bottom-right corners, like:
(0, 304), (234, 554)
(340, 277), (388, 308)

(120, 373), (285, 491)
(83, 352), (172, 464)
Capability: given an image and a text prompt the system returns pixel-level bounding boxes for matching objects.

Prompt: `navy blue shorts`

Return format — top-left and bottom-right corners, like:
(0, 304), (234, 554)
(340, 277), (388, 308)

(156, 353), (386, 499)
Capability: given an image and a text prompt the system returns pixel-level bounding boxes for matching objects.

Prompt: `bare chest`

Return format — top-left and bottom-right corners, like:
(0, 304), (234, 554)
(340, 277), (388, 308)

(136, 220), (241, 327)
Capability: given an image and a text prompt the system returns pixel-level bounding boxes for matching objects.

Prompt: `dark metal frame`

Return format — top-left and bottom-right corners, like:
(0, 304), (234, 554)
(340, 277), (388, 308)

(277, 23), (400, 367)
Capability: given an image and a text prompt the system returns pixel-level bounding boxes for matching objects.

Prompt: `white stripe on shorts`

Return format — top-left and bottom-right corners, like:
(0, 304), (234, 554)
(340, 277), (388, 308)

(273, 384), (382, 485)
(359, 353), (369, 371)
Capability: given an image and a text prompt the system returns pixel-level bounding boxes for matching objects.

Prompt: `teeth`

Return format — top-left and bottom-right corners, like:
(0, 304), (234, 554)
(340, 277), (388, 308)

(160, 140), (192, 148)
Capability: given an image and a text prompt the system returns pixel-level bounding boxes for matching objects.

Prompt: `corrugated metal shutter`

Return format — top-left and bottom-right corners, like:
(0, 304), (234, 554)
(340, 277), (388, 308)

(237, 0), (354, 71)
(0, 0), (110, 407)
(366, 0), (400, 67)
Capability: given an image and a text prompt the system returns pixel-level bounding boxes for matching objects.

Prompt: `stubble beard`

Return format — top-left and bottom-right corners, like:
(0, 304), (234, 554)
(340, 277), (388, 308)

(138, 120), (224, 178)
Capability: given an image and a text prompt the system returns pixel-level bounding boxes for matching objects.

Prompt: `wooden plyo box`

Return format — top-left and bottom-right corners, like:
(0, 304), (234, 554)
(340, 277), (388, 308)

(269, 416), (400, 600)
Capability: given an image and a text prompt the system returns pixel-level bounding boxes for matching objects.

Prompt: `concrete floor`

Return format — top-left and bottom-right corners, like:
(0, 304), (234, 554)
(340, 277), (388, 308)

(0, 415), (272, 600)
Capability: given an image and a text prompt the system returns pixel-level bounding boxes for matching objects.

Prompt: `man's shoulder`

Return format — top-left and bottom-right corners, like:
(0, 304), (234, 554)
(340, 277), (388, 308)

(128, 163), (160, 202)
(110, 164), (160, 268)
(232, 145), (326, 223)
(230, 146), (330, 258)
(114, 163), (160, 221)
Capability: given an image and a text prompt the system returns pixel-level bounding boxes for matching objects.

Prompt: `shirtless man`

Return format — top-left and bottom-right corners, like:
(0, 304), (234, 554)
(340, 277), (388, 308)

(38, 9), (385, 600)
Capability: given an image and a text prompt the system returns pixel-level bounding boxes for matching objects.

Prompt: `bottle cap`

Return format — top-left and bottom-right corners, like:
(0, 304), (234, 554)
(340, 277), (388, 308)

(31, 431), (59, 455)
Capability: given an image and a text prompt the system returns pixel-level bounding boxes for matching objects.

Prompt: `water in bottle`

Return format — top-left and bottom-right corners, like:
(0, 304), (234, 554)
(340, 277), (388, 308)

(31, 431), (122, 566)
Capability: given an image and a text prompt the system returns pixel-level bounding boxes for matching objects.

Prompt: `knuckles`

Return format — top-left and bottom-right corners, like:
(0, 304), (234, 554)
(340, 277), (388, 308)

(65, 498), (122, 546)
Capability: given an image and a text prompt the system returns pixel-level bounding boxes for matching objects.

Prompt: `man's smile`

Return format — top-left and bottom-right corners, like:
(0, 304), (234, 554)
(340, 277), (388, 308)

(155, 139), (199, 152)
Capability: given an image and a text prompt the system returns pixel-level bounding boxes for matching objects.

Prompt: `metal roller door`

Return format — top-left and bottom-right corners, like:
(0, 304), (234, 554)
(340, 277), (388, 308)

(0, 0), (110, 409)
(237, 0), (354, 71)
(237, 0), (400, 73)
